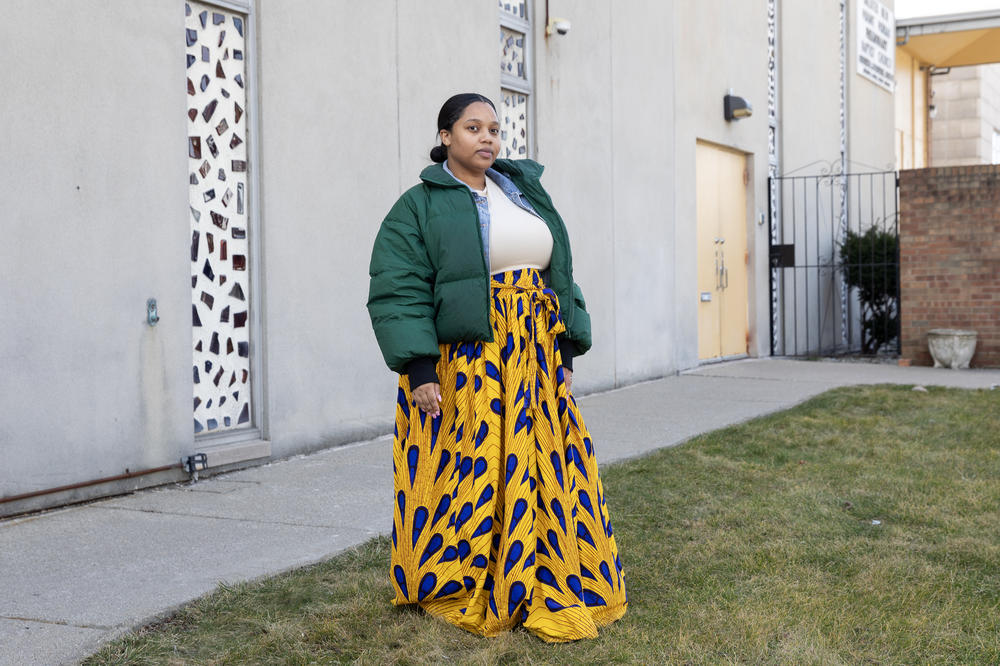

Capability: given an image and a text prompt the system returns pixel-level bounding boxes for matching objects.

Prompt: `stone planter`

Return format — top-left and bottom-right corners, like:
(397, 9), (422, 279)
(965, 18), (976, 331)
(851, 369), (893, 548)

(927, 329), (978, 369)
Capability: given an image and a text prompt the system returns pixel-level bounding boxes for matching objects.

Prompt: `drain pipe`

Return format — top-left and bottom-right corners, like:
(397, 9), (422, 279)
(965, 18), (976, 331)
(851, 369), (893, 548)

(0, 463), (183, 506)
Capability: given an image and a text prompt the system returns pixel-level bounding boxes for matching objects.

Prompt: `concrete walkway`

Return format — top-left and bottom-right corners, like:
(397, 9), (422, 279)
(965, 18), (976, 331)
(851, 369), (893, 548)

(3, 358), (998, 665)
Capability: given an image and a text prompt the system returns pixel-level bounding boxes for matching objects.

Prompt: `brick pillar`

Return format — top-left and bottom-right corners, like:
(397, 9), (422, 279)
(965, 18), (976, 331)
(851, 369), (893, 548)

(899, 165), (1000, 367)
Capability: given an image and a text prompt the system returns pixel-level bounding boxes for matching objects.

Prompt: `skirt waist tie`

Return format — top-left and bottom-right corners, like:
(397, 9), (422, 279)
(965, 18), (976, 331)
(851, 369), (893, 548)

(492, 277), (566, 407)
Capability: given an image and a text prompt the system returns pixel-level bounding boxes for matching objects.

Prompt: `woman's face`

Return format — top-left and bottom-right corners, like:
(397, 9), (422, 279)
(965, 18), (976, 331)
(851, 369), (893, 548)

(440, 102), (500, 174)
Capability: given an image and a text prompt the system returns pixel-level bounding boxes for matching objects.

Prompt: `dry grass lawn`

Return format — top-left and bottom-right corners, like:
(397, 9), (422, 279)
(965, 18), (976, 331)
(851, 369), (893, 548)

(85, 385), (1000, 665)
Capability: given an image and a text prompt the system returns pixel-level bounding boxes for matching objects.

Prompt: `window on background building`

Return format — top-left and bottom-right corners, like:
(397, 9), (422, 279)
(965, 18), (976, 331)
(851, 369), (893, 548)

(499, 1), (531, 159)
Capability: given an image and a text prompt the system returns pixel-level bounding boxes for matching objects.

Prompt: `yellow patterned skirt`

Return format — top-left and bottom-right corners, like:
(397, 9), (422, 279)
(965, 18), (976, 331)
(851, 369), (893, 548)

(390, 269), (627, 642)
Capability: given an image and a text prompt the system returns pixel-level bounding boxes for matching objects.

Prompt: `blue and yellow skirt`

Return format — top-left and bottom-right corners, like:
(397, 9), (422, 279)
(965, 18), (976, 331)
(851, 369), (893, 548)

(390, 269), (627, 642)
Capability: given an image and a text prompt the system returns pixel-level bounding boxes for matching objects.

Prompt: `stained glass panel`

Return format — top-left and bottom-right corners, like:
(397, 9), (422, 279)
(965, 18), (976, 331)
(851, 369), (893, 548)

(500, 26), (526, 81)
(500, 88), (528, 158)
(498, 0), (526, 21)
(186, 1), (252, 435)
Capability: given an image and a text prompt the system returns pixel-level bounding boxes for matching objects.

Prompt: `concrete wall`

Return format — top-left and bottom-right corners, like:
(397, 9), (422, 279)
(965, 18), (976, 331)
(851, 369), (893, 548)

(780, 1), (844, 176)
(534, 0), (677, 388)
(1, 1), (193, 500)
(531, 0), (616, 390)
(847, 0), (897, 174)
(672, 0), (771, 365)
(255, 0), (500, 458)
(0, 0), (899, 514)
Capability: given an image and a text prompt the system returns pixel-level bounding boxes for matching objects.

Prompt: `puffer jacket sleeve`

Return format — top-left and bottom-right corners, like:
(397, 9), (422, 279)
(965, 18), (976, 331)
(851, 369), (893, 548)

(367, 194), (440, 374)
(567, 281), (592, 353)
(556, 281), (590, 371)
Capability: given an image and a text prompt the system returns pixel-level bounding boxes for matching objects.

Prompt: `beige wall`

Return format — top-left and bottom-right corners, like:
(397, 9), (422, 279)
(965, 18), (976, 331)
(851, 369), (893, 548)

(929, 63), (1000, 165)
(894, 49), (929, 169)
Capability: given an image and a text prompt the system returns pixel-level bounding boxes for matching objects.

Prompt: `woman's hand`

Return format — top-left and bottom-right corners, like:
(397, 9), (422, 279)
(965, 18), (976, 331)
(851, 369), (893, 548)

(412, 382), (442, 417)
(563, 369), (573, 393)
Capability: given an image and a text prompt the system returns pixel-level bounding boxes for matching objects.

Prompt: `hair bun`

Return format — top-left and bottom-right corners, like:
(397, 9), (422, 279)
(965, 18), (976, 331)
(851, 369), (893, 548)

(429, 145), (448, 163)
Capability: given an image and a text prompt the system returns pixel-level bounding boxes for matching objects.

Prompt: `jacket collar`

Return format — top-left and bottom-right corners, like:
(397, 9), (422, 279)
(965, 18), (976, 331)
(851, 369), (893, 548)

(420, 158), (545, 189)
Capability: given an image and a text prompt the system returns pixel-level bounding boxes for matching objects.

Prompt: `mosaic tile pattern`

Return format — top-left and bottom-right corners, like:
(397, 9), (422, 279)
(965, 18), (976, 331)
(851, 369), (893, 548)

(768, 0), (781, 353)
(498, 0), (527, 21)
(500, 26), (527, 80)
(500, 88), (528, 158)
(186, 1), (252, 435)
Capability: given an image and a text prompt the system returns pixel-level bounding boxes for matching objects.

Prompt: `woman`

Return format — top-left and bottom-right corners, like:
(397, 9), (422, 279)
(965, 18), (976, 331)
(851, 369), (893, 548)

(367, 93), (626, 642)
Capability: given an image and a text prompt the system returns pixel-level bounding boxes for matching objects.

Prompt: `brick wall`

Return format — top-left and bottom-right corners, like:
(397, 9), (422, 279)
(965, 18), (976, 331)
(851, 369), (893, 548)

(899, 165), (1000, 367)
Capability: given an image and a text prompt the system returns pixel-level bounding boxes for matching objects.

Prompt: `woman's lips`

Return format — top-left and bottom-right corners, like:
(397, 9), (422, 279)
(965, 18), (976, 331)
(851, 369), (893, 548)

(477, 149), (494, 158)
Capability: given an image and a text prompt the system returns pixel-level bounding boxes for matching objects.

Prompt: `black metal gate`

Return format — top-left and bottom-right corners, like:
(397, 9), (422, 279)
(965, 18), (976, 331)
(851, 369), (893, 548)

(769, 171), (900, 357)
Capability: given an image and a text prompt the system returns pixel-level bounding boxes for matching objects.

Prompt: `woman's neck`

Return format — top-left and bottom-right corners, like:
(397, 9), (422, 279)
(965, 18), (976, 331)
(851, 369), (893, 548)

(446, 159), (487, 191)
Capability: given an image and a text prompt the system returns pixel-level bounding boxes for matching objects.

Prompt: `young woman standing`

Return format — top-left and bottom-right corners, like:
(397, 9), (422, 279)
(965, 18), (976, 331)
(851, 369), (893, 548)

(368, 93), (626, 642)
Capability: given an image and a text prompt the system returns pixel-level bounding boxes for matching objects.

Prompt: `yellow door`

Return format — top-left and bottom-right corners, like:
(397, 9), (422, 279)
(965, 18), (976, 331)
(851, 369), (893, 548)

(696, 141), (749, 360)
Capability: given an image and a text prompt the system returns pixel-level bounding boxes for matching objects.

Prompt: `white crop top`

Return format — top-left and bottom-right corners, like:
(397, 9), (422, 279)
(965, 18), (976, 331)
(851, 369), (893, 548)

(484, 176), (554, 274)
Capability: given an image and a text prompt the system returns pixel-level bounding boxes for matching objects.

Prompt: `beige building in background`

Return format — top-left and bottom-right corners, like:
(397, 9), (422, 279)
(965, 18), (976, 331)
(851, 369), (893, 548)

(928, 63), (1000, 165)
(895, 10), (1000, 168)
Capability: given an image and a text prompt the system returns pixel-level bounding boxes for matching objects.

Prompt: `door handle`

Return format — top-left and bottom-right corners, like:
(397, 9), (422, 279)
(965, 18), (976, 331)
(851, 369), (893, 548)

(723, 267), (729, 289)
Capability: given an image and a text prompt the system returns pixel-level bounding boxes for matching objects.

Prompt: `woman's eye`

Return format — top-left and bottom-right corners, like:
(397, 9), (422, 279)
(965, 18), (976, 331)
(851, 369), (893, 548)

(489, 128), (500, 135)
(468, 125), (478, 132)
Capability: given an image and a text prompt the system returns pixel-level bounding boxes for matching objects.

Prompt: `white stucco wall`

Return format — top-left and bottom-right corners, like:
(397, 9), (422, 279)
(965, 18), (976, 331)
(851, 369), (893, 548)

(1, 0), (899, 512)
(256, 1), (501, 459)
(1, 1), (193, 498)
(532, 0), (677, 390)
(672, 0), (771, 366)
(780, 2), (844, 176)
(847, 0), (897, 172)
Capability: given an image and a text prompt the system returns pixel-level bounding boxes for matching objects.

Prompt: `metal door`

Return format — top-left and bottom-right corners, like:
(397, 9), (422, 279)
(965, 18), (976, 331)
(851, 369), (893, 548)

(697, 142), (749, 360)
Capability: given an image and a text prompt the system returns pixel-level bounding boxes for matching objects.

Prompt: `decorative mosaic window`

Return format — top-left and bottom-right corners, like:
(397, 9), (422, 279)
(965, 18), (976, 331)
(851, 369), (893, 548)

(500, 89), (528, 158)
(186, 1), (252, 435)
(499, 0), (526, 21)
(499, 2), (531, 159)
(500, 26), (527, 81)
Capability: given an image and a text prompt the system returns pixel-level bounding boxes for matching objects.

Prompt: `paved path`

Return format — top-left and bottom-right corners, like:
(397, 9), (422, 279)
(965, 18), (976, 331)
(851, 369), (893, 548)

(3, 358), (998, 665)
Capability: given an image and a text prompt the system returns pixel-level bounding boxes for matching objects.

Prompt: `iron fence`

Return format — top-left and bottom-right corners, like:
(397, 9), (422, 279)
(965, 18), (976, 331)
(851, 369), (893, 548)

(769, 171), (899, 357)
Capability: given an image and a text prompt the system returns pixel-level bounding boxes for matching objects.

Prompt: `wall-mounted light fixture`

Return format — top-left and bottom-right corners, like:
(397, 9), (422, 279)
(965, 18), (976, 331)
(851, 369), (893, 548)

(724, 91), (753, 121)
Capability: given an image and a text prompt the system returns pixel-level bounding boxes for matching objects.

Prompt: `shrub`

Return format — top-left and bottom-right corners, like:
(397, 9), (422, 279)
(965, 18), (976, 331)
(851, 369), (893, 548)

(839, 226), (899, 354)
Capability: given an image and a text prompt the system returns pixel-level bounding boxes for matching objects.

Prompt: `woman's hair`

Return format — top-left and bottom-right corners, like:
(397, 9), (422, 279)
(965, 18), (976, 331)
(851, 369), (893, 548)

(429, 93), (497, 163)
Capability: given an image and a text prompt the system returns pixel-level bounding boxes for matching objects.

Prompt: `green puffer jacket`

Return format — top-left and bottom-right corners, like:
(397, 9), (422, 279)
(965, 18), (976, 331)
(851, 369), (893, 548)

(367, 158), (592, 374)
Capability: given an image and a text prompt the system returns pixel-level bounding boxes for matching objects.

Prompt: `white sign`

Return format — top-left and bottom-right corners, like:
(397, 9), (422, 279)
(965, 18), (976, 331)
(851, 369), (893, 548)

(857, 0), (895, 92)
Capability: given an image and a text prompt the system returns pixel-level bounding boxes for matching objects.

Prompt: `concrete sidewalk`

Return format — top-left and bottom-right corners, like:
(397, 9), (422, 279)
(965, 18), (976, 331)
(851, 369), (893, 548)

(3, 358), (998, 665)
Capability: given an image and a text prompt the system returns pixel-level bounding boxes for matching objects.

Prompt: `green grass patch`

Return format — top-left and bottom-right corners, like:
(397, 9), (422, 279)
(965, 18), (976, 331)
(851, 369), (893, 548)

(86, 386), (1000, 664)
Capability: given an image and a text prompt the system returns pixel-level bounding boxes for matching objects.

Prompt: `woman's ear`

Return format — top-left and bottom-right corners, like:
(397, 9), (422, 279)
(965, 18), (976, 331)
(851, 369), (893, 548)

(440, 129), (451, 147)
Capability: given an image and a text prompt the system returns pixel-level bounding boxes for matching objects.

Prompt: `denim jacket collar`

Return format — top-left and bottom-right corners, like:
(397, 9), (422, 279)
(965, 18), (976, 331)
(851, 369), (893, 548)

(440, 160), (540, 271)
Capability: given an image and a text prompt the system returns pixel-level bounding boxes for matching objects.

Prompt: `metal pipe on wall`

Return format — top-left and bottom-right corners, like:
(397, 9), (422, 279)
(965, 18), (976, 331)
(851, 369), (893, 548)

(0, 463), (182, 506)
